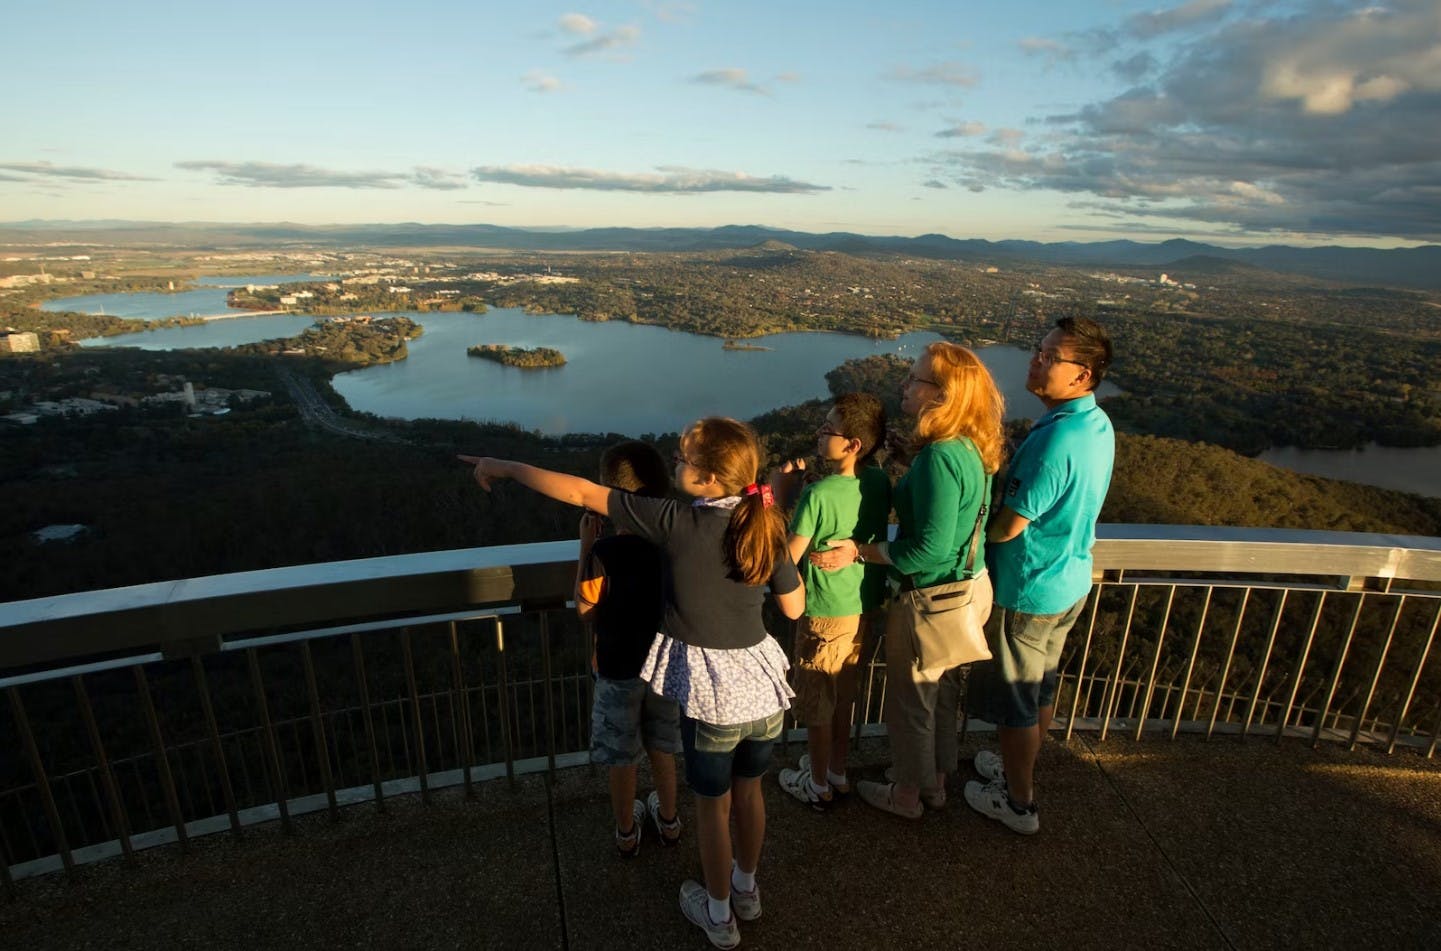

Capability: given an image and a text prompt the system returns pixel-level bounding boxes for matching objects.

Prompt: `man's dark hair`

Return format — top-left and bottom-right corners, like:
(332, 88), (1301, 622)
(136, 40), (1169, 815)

(832, 392), (887, 462)
(1056, 316), (1113, 388)
(599, 440), (671, 498)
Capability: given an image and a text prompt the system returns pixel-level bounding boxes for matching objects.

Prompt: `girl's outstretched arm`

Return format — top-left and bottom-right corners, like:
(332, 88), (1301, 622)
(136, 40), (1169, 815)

(458, 455), (612, 515)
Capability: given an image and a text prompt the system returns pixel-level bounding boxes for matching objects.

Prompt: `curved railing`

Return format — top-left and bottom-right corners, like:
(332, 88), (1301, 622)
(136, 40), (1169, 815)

(2, 525), (1438, 887)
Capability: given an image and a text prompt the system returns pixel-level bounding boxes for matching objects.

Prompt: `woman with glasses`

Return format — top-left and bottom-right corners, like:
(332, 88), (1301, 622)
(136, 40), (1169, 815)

(811, 340), (1005, 818)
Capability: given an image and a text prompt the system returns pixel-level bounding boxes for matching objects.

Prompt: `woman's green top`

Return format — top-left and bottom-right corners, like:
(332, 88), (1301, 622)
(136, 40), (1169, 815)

(889, 437), (986, 588)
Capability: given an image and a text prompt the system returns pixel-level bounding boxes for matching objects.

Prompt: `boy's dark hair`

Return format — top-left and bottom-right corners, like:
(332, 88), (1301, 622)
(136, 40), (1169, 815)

(1055, 316), (1113, 388)
(832, 392), (887, 463)
(599, 440), (671, 498)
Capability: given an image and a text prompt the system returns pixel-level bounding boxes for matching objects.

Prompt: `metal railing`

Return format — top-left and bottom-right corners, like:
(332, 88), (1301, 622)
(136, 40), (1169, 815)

(1, 526), (1438, 888)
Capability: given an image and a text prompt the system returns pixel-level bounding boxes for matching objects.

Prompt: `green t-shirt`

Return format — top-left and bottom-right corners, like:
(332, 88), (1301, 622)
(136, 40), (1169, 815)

(856, 464), (893, 612)
(889, 438), (987, 589)
(791, 472), (887, 617)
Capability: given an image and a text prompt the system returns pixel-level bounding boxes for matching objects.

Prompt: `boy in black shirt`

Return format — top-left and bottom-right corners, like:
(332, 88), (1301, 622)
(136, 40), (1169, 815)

(576, 440), (682, 857)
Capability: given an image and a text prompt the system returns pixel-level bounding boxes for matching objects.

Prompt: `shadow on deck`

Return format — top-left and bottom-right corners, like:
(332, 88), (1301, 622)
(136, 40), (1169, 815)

(4, 732), (1439, 950)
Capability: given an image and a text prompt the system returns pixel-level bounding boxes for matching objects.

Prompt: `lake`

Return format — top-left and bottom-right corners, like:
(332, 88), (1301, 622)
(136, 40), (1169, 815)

(60, 281), (1089, 434)
(1257, 444), (1441, 499)
(43, 273), (331, 320)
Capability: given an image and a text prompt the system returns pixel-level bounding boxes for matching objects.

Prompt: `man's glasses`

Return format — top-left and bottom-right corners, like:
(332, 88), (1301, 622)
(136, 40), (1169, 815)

(817, 427), (848, 440)
(1032, 346), (1089, 370)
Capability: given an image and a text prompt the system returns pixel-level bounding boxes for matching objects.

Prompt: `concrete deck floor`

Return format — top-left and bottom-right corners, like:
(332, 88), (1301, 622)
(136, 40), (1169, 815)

(4, 732), (1439, 950)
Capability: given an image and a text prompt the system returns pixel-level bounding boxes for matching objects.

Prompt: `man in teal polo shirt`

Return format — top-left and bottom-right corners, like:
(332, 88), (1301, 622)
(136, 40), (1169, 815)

(964, 317), (1114, 835)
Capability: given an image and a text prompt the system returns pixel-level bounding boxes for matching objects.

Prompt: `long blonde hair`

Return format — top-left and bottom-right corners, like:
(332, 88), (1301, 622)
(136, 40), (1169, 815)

(912, 341), (1006, 474)
(682, 417), (787, 586)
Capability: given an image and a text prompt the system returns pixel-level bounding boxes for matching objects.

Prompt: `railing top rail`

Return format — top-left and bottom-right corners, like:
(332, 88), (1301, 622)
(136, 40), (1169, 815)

(1095, 524), (1441, 581)
(3, 526), (1439, 671)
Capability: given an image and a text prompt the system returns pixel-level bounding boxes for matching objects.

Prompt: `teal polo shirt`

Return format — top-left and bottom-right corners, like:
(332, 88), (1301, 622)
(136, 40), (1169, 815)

(989, 393), (1114, 615)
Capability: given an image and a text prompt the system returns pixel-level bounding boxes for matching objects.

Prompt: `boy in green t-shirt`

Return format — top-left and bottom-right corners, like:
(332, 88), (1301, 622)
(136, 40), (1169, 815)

(775, 393), (889, 811)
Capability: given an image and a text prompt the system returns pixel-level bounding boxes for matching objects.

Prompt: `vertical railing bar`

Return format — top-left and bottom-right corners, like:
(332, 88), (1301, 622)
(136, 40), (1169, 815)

(8, 687), (76, 874)
(1064, 587), (1104, 743)
(131, 758), (157, 832)
(246, 648), (293, 834)
(0, 820), (14, 899)
(430, 691), (447, 768)
(1277, 593), (1328, 744)
(1350, 595), (1406, 751)
(1426, 701), (1441, 759)
(84, 770), (110, 842)
(1387, 599), (1441, 755)
(1208, 588), (1252, 739)
(1244, 590), (1289, 737)
(381, 696), (398, 777)
(400, 628), (431, 803)
(300, 642), (339, 821)
(1134, 584), (1177, 740)
(132, 667), (189, 853)
(539, 611), (558, 776)
(1311, 592), (1367, 748)
(495, 617), (517, 787)
(473, 627), (494, 765)
(289, 720), (311, 791)
(189, 658), (241, 837)
(448, 621), (476, 799)
(1171, 587), (1214, 739)
(1100, 585), (1140, 741)
(72, 675), (136, 861)
(237, 728), (257, 805)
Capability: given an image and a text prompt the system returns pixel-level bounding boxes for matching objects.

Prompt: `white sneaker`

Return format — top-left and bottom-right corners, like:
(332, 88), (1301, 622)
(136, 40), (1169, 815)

(680, 879), (740, 949)
(963, 779), (1039, 835)
(973, 749), (1005, 783)
(778, 765), (834, 812)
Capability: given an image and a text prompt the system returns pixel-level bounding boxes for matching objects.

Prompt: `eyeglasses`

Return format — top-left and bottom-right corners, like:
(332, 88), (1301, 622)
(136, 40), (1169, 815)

(1031, 346), (1090, 370)
(817, 427), (848, 440)
(672, 449), (698, 468)
(905, 372), (939, 388)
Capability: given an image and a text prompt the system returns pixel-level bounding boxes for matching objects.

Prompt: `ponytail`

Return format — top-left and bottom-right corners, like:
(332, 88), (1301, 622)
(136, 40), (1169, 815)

(682, 417), (787, 586)
(725, 491), (787, 586)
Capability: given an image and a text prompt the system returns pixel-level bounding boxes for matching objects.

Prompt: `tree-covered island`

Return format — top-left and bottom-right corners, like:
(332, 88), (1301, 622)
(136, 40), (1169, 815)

(467, 344), (567, 368)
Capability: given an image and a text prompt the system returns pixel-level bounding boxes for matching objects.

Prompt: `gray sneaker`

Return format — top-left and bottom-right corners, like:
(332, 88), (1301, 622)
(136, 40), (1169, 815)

(730, 879), (761, 922)
(883, 766), (946, 809)
(614, 798), (645, 857)
(647, 790), (681, 845)
(680, 879), (740, 949)
(973, 749), (1005, 784)
(856, 780), (923, 819)
(963, 779), (1039, 835)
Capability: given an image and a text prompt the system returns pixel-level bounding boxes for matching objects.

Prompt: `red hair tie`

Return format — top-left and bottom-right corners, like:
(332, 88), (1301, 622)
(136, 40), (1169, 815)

(744, 483), (775, 508)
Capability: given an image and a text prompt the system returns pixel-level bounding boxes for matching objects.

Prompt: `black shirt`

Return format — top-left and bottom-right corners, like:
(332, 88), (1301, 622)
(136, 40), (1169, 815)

(609, 493), (802, 651)
(583, 534), (665, 680)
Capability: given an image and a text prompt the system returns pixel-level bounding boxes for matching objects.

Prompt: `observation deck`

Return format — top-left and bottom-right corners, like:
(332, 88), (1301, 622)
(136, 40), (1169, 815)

(2, 526), (1440, 948)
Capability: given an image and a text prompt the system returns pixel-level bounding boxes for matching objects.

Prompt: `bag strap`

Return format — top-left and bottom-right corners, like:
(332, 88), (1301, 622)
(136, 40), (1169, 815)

(961, 474), (990, 579)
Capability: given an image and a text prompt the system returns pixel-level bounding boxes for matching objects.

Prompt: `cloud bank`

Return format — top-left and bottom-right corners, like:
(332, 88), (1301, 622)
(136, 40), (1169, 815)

(470, 164), (829, 194)
(928, 0), (1441, 240)
(177, 161), (468, 190)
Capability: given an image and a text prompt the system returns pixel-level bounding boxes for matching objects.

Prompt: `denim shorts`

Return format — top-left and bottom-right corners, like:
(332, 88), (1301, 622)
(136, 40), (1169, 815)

(967, 597), (1088, 729)
(680, 710), (783, 798)
(589, 677), (681, 766)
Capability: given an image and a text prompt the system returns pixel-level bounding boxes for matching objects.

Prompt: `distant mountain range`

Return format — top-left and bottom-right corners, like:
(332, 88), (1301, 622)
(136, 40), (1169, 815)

(5, 220), (1440, 290)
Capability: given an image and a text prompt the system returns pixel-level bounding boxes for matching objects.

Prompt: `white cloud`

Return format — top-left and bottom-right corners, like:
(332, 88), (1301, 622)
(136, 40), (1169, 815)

(558, 13), (596, 35)
(887, 62), (980, 88)
(691, 68), (767, 95)
(936, 121), (987, 138)
(564, 24), (640, 57)
(523, 70), (563, 93)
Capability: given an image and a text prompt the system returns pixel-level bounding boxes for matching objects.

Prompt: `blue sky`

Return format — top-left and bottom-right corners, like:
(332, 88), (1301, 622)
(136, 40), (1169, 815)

(3, 1), (1438, 246)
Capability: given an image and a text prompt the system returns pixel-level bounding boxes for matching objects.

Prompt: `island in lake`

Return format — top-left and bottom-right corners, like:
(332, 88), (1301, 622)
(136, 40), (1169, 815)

(722, 339), (773, 351)
(467, 344), (567, 368)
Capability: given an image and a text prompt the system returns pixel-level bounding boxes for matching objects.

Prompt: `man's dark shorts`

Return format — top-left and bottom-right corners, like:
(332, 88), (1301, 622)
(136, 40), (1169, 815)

(967, 596), (1088, 729)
